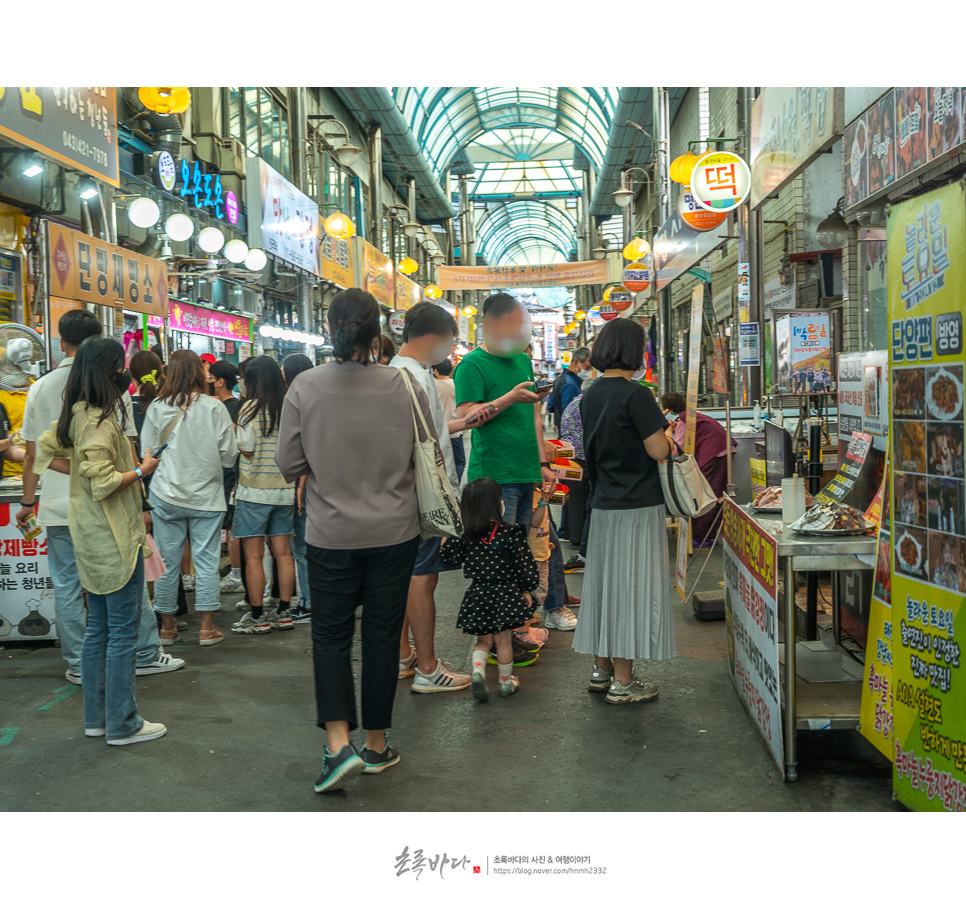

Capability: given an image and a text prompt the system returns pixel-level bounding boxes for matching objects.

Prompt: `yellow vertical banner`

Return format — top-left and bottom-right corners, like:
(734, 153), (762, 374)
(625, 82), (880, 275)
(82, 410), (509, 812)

(859, 454), (895, 760)
(887, 180), (966, 811)
(684, 285), (704, 456)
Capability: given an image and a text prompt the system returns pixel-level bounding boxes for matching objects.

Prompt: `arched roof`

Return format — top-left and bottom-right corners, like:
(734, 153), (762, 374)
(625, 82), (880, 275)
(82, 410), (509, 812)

(475, 199), (579, 266)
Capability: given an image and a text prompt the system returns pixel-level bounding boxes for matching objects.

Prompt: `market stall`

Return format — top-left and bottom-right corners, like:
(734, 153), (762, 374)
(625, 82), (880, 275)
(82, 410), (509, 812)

(152, 299), (253, 366)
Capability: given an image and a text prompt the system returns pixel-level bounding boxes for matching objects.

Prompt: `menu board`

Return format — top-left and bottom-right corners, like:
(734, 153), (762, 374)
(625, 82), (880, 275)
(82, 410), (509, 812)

(887, 181), (966, 812)
(0, 504), (56, 641)
(838, 350), (889, 453)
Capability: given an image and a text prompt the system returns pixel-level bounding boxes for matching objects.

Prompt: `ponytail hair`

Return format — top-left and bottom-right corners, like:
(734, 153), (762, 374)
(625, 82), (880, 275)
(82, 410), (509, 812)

(130, 349), (163, 416)
(327, 287), (381, 365)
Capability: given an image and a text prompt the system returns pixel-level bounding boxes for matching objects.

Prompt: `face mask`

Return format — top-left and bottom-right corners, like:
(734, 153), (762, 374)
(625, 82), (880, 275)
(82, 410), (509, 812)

(238, 380), (247, 397)
(429, 341), (453, 366)
(113, 369), (132, 392)
(577, 368), (591, 381)
(631, 366), (646, 381)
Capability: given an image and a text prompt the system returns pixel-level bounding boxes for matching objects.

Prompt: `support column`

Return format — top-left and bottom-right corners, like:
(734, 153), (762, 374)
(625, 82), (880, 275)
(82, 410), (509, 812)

(369, 126), (383, 249)
(738, 86), (763, 403)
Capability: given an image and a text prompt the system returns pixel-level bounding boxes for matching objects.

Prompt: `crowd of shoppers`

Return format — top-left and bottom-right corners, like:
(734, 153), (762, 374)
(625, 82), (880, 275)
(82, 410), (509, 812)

(10, 294), (699, 792)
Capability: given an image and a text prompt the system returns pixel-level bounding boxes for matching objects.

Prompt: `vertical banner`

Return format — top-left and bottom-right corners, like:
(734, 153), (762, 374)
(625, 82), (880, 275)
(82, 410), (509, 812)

(675, 517), (689, 600)
(888, 180), (966, 811)
(860, 454), (895, 760)
(722, 497), (784, 775)
(684, 284), (704, 456)
(739, 322), (761, 366)
(737, 262), (750, 322)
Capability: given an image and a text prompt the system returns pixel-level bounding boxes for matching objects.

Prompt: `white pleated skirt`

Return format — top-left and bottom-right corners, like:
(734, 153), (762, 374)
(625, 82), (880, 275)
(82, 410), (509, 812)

(572, 504), (676, 661)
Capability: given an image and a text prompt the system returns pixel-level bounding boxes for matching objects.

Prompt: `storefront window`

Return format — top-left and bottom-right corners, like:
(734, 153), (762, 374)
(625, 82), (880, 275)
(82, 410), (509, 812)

(227, 87), (292, 179)
(858, 234), (888, 350)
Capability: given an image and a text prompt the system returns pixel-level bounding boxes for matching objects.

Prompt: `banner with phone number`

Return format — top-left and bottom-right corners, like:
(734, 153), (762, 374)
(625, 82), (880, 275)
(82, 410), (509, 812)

(887, 180), (966, 811)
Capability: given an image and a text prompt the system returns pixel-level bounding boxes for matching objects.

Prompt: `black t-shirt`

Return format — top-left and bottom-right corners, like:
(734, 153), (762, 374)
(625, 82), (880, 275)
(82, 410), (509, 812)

(222, 396), (241, 424)
(580, 377), (669, 510)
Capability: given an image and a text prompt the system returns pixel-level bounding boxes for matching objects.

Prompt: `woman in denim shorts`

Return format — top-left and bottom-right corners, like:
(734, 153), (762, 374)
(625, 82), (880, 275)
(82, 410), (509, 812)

(231, 356), (296, 634)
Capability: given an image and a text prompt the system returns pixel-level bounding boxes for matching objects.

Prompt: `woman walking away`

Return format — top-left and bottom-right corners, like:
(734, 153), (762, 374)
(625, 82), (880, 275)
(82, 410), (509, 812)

(209, 360), (244, 594)
(129, 349), (163, 443)
(275, 287), (431, 793)
(142, 350), (238, 647)
(35, 337), (165, 744)
(575, 318), (674, 704)
(441, 477), (541, 702)
(281, 354), (314, 623)
(231, 356), (296, 634)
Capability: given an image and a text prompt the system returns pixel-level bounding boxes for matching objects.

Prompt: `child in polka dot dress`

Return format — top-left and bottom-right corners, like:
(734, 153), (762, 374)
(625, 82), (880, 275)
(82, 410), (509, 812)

(440, 477), (541, 701)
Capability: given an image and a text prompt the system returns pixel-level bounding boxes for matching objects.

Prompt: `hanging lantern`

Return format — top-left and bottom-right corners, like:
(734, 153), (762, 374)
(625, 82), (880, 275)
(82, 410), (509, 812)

(462, 306), (477, 317)
(138, 87), (191, 115)
(669, 150), (700, 186)
(398, 256), (418, 276)
(425, 284), (442, 299)
(324, 211), (355, 241)
(622, 237), (650, 261)
(678, 186), (728, 232)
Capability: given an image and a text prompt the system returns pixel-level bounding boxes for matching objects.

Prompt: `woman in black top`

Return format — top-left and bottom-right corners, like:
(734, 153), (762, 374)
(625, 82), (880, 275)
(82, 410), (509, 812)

(575, 319), (674, 705)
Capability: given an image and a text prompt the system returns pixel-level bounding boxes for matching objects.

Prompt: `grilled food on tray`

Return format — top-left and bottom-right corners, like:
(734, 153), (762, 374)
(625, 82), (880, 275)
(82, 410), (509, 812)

(791, 501), (873, 534)
(752, 485), (814, 510)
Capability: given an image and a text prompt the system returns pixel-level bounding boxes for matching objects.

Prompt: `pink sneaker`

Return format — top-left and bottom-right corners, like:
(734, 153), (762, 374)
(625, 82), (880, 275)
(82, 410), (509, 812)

(515, 626), (549, 648)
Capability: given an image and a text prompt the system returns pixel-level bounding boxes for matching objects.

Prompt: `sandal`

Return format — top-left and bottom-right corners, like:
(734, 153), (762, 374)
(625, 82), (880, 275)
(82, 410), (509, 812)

(199, 629), (224, 647)
(159, 628), (180, 646)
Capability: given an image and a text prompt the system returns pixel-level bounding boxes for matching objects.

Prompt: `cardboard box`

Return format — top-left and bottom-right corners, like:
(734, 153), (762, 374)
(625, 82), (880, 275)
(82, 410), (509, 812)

(547, 438), (575, 459)
(551, 457), (584, 481)
(548, 483), (570, 505)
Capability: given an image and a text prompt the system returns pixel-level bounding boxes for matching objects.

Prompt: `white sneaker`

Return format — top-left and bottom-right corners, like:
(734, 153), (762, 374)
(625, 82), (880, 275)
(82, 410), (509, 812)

(231, 612), (272, 634)
(546, 607), (578, 631)
(107, 720), (167, 745)
(65, 667), (82, 685)
(235, 598), (250, 611)
(588, 663), (614, 692)
(182, 574), (195, 593)
(135, 653), (186, 676)
(411, 658), (471, 693)
(219, 572), (244, 592)
(606, 677), (659, 705)
(399, 647), (417, 680)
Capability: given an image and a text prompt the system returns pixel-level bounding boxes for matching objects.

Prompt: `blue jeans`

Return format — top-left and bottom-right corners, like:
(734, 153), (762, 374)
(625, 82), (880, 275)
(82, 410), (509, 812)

(292, 501), (310, 608)
(83, 554), (145, 739)
(544, 520), (569, 612)
(47, 525), (161, 670)
(500, 483), (536, 527)
(150, 494), (224, 614)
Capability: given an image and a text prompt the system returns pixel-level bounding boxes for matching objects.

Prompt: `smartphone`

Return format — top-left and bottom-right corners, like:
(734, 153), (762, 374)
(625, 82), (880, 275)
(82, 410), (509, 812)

(153, 442), (169, 457)
(533, 384), (553, 395)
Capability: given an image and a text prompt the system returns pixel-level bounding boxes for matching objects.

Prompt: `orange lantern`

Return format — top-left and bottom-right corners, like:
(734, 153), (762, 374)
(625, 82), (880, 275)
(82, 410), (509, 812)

(398, 256), (418, 275)
(138, 87), (191, 115)
(324, 212), (355, 240)
(669, 150), (700, 186)
(425, 284), (442, 299)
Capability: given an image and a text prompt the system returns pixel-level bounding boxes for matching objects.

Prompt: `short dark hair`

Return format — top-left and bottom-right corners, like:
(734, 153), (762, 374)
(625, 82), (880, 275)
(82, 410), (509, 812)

(589, 318), (644, 372)
(571, 346), (591, 364)
(460, 477), (506, 542)
(661, 391), (686, 414)
(58, 309), (102, 347)
(209, 360), (238, 391)
(402, 301), (458, 342)
(435, 358), (453, 377)
(481, 292), (519, 318)
(282, 353), (313, 387)
(328, 287), (381, 365)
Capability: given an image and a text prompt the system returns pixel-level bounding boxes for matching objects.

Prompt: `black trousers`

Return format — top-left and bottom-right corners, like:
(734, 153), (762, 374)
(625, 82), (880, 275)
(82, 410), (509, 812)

(564, 460), (589, 548)
(308, 536), (420, 732)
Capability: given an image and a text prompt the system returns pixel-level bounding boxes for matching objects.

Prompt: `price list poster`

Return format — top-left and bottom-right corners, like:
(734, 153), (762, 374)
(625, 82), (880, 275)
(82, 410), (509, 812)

(887, 181), (966, 811)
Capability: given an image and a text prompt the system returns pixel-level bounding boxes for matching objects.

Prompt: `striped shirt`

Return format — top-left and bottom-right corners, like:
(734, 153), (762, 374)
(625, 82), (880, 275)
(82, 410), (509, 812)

(237, 409), (293, 506)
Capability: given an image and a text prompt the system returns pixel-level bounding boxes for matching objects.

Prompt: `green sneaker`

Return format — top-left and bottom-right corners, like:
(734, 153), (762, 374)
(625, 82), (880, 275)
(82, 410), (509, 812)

(314, 744), (365, 793)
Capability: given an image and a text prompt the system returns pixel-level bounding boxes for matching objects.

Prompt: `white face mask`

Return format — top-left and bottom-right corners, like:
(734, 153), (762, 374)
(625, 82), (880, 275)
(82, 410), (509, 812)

(631, 366), (647, 381)
(238, 380), (247, 397)
(577, 368), (591, 381)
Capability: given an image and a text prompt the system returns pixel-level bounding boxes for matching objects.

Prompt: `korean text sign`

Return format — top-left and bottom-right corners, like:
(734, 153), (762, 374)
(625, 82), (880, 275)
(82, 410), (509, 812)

(837, 350), (889, 452)
(684, 285), (703, 456)
(0, 87), (118, 186)
(358, 238), (394, 308)
(722, 498), (783, 775)
(247, 158), (320, 276)
(0, 503), (56, 641)
(436, 261), (609, 290)
(887, 181), (966, 811)
(47, 224), (168, 317)
(168, 300), (251, 342)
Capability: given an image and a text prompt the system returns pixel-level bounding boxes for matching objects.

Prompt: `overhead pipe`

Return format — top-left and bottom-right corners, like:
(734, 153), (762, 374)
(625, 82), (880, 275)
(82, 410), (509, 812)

(369, 126), (383, 247)
(124, 88), (183, 158)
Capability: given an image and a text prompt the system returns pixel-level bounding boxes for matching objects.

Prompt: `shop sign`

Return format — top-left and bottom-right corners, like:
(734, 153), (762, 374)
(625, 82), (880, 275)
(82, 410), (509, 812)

(737, 262), (750, 322)
(357, 238), (394, 308)
(684, 285), (704, 455)
(749, 87), (841, 210)
(436, 260), (609, 290)
(168, 300), (251, 342)
(48, 224), (168, 317)
(722, 497), (784, 775)
(775, 313), (831, 394)
(175, 159), (236, 223)
(887, 181), (966, 812)
(0, 504), (56, 641)
(0, 87), (119, 186)
(1, 250), (22, 322)
(678, 186), (728, 230)
(154, 151), (177, 192)
(713, 337), (729, 394)
(320, 231), (354, 289)
(763, 275), (796, 316)
(622, 262), (650, 293)
(837, 350), (889, 453)
(713, 285), (732, 324)
(543, 323), (557, 362)
(395, 272), (421, 311)
(388, 310), (407, 336)
(689, 152), (751, 213)
(653, 210), (729, 292)
(598, 305), (619, 322)
(844, 88), (966, 210)
(246, 158), (320, 276)
(738, 322), (760, 367)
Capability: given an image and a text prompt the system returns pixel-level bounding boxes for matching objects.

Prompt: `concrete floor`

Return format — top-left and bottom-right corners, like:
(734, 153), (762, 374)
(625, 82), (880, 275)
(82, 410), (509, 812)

(0, 525), (899, 812)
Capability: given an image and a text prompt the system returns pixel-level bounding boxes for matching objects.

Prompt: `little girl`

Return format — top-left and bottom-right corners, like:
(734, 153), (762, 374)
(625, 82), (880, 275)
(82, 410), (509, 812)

(441, 477), (540, 701)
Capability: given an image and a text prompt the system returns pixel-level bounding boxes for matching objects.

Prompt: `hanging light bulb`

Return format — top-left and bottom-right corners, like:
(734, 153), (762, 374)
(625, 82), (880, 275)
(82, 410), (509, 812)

(324, 212), (355, 240)
(224, 239), (249, 263)
(164, 212), (194, 242)
(198, 227), (225, 254)
(244, 248), (268, 271)
(259, 324), (276, 338)
(127, 197), (161, 229)
(816, 199), (849, 249)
